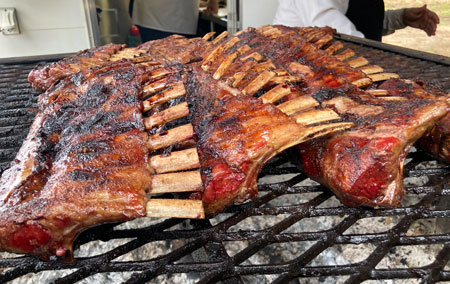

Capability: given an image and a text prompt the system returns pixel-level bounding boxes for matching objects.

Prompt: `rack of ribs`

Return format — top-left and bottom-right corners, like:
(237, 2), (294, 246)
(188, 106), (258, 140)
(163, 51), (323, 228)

(1, 27), (358, 259)
(1, 60), (153, 260)
(197, 25), (448, 208)
(255, 27), (449, 207)
(2, 25), (448, 259)
(267, 26), (449, 207)
(297, 82), (448, 207)
(183, 65), (352, 214)
(414, 82), (450, 163)
(28, 34), (216, 92)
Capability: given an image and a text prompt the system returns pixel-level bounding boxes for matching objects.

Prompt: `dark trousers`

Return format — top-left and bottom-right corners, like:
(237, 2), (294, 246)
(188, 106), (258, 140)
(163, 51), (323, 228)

(346, 0), (385, 41)
(136, 25), (196, 42)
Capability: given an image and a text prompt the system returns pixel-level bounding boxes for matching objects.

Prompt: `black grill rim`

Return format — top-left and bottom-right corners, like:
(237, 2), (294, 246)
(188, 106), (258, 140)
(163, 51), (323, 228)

(0, 53), (75, 65)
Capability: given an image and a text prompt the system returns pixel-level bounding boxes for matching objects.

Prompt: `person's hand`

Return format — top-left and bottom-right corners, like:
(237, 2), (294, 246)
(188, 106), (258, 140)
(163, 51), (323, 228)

(204, 0), (218, 15)
(403, 4), (440, 36)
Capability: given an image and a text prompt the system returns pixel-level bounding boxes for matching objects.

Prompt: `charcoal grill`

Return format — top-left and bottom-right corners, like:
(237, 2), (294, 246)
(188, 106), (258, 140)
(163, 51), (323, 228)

(0, 36), (449, 284)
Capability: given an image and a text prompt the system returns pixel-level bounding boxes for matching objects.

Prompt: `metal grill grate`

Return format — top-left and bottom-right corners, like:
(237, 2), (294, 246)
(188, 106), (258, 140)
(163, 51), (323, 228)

(0, 38), (449, 284)
(0, 61), (43, 173)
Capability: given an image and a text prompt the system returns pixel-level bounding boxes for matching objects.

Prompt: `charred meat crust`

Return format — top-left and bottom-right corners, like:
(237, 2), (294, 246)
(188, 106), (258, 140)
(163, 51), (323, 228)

(1, 60), (151, 260)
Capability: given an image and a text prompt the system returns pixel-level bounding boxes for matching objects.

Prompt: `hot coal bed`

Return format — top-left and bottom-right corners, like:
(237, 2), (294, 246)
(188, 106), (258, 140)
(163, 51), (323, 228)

(0, 36), (449, 284)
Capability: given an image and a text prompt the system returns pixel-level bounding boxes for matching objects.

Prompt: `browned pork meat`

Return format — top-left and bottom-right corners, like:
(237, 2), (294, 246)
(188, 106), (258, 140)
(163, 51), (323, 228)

(297, 80), (449, 207)
(202, 25), (449, 207)
(5, 25), (448, 260)
(184, 65), (343, 214)
(413, 82), (450, 164)
(28, 35), (214, 92)
(28, 43), (125, 91)
(1, 60), (152, 260)
(419, 113), (450, 163)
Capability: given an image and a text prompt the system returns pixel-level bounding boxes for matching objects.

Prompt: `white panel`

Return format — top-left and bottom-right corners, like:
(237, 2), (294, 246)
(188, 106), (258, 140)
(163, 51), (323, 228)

(0, 0), (91, 58)
(0, 0), (86, 30)
(0, 28), (91, 58)
(241, 0), (279, 30)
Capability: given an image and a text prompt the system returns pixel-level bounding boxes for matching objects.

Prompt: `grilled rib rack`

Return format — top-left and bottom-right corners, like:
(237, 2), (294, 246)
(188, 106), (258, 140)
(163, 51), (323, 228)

(1, 36), (449, 283)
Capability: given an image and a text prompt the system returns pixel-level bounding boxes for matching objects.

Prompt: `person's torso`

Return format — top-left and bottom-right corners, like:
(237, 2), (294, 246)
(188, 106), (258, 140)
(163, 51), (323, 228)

(273, 0), (385, 40)
(133, 0), (200, 35)
(273, 0), (349, 27)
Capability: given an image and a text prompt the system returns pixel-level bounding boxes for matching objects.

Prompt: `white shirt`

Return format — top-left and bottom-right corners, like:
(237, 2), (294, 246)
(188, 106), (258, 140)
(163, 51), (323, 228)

(132, 0), (200, 35)
(273, 0), (405, 38)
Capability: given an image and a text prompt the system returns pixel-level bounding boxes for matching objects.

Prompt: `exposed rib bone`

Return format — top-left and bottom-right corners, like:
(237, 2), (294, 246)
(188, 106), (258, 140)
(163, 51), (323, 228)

(132, 56), (155, 64)
(212, 31), (229, 45)
(325, 41), (344, 55)
(336, 48), (355, 61)
(213, 52), (238, 80)
(232, 61), (256, 87)
(143, 79), (168, 97)
(260, 84), (293, 104)
(258, 26), (282, 38)
(300, 26), (315, 33)
(243, 70), (276, 95)
(270, 76), (302, 85)
(377, 96), (408, 101)
(347, 57), (369, 68)
(260, 26), (278, 34)
(110, 48), (145, 61)
(314, 34), (333, 48)
(144, 102), (189, 129)
(288, 62), (314, 79)
(256, 25), (271, 33)
(149, 148), (200, 174)
(148, 124), (195, 151)
(146, 199), (205, 219)
(305, 30), (323, 42)
(360, 65), (384, 75)
(294, 109), (340, 125)
(143, 82), (186, 111)
(203, 32), (216, 41)
(240, 52), (264, 62)
(368, 73), (400, 82)
(149, 170), (203, 193)
(137, 61), (162, 68)
(277, 96), (319, 115)
(366, 89), (389, 96)
(237, 45), (251, 55)
(273, 69), (289, 76)
(352, 78), (373, 88)
(148, 68), (174, 81)
(202, 37), (239, 71)
(252, 61), (276, 72)
(303, 122), (355, 139)
(263, 28), (283, 38)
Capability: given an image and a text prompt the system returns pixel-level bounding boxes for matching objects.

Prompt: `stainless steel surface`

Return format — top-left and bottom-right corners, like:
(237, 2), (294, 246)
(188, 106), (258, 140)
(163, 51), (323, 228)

(95, 0), (131, 45)
(83, 0), (101, 46)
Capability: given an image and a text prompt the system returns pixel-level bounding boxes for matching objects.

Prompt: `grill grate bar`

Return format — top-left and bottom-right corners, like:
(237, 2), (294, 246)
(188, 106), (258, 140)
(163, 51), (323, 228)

(344, 175), (448, 283)
(192, 220), (245, 284)
(425, 243), (450, 282)
(200, 192), (336, 283)
(272, 214), (361, 283)
(123, 238), (209, 284)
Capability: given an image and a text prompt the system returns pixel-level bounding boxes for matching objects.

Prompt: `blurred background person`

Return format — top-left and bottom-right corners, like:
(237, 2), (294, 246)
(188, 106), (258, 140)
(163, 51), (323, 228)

(132, 0), (218, 42)
(273, 0), (439, 41)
